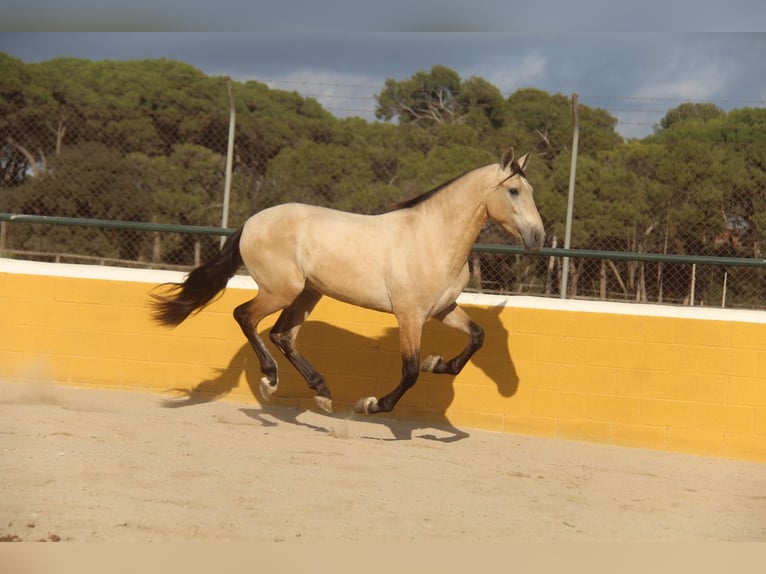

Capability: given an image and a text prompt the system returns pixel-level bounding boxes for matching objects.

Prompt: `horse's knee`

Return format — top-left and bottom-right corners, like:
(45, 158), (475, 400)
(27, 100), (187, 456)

(471, 323), (484, 349)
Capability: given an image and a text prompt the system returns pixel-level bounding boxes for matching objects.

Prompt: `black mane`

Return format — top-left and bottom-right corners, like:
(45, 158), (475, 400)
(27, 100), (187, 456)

(389, 168), (474, 211)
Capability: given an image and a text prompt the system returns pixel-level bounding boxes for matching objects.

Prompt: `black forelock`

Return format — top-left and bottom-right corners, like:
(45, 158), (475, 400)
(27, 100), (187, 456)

(510, 160), (527, 179)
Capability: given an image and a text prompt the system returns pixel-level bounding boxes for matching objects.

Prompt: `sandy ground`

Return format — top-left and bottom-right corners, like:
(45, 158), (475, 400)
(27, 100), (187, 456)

(1, 381), (765, 543)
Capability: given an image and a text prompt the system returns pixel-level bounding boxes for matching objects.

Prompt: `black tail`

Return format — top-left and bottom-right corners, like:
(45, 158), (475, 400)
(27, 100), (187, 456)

(150, 226), (244, 326)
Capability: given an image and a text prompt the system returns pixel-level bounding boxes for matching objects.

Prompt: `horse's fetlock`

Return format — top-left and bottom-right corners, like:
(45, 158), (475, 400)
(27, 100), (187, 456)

(421, 355), (444, 373)
(308, 373), (327, 392)
(354, 396), (379, 415)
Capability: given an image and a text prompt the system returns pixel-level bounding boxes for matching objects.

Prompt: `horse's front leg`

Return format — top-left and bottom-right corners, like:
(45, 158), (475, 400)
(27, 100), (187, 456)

(354, 317), (422, 415)
(420, 303), (484, 375)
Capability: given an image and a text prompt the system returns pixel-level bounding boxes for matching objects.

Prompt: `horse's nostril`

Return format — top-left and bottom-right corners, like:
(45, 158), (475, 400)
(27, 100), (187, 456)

(525, 229), (545, 251)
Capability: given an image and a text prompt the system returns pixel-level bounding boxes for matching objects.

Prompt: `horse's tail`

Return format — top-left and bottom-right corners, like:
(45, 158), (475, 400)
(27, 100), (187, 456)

(150, 226), (244, 327)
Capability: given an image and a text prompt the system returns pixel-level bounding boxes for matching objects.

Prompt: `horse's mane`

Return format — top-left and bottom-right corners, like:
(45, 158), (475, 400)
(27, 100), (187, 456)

(388, 158), (526, 212)
(388, 167), (477, 211)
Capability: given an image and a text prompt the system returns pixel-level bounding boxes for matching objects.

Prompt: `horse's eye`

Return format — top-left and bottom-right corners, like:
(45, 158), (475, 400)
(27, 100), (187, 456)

(508, 187), (519, 197)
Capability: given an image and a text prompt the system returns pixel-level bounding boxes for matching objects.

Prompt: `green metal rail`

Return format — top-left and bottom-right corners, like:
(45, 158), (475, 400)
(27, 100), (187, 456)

(3, 212), (766, 269)
(472, 243), (766, 269)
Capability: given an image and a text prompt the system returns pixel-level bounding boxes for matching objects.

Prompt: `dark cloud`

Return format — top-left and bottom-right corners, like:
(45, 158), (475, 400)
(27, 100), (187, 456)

(2, 0), (766, 32)
(2, 32), (765, 139)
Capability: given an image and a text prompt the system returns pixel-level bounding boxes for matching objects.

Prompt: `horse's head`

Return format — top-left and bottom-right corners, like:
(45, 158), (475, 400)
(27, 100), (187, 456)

(486, 148), (546, 251)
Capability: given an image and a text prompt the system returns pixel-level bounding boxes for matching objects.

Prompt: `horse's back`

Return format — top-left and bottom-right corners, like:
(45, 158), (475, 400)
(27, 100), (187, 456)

(239, 203), (400, 311)
(242, 203), (386, 247)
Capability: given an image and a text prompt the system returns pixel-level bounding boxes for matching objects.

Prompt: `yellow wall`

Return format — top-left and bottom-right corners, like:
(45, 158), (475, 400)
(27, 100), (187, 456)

(2, 259), (765, 462)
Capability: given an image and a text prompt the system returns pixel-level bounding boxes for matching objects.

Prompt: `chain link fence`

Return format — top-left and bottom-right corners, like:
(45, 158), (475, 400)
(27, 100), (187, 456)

(2, 68), (765, 309)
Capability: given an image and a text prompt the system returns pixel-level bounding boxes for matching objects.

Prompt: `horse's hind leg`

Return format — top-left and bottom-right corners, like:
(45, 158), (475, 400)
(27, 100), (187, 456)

(233, 295), (287, 403)
(268, 289), (333, 413)
(421, 303), (484, 375)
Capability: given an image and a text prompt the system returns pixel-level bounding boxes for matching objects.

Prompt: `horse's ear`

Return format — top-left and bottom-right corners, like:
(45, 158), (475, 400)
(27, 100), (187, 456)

(516, 152), (531, 173)
(501, 147), (515, 171)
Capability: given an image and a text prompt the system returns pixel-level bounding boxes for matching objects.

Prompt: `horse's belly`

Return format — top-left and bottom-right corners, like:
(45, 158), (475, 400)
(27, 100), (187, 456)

(307, 270), (393, 313)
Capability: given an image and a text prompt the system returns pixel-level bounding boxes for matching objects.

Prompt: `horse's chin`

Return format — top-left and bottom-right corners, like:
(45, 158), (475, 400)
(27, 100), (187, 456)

(523, 237), (544, 252)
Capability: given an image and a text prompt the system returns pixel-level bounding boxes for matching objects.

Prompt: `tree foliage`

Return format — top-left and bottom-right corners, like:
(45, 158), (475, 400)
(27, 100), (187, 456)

(375, 65), (507, 132)
(1, 54), (764, 305)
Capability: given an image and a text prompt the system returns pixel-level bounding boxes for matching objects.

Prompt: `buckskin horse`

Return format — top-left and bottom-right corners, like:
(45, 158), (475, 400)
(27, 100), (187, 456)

(151, 148), (545, 416)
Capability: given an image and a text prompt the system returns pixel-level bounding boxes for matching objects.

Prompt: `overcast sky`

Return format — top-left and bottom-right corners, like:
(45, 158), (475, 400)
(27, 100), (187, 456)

(2, 30), (766, 139)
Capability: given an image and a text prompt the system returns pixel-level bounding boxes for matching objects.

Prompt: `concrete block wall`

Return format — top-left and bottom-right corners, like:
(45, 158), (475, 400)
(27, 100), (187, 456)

(2, 258), (765, 462)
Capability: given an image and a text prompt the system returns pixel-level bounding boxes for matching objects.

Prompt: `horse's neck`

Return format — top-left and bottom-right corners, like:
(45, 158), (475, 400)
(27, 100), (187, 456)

(429, 166), (492, 227)
(412, 167), (494, 260)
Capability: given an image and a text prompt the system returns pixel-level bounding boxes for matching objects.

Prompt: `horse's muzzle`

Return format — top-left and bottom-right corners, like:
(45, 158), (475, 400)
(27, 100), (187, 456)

(522, 227), (546, 252)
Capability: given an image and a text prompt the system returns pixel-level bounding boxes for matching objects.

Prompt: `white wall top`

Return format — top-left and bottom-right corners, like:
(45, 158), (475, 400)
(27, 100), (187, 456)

(3, 257), (765, 324)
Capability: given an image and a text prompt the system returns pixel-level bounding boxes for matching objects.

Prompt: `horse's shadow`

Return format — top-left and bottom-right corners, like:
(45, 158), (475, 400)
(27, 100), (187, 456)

(162, 305), (519, 443)
(236, 405), (468, 443)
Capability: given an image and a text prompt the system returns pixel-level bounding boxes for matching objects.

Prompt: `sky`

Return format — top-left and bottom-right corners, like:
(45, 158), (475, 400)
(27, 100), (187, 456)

(2, 30), (766, 139)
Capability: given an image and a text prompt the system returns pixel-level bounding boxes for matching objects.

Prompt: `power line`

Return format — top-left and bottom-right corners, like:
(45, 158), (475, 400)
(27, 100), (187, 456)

(582, 94), (766, 106)
(257, 77), (764, 130)
(262, 77), (766, 107)
(261, 78), (382, 91)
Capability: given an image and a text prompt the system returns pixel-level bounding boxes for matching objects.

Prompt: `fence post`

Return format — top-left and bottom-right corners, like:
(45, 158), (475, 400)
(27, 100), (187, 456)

(220, 76), (236, 248)
(561, 93), (579, 299)
(689, 263), (696, 305)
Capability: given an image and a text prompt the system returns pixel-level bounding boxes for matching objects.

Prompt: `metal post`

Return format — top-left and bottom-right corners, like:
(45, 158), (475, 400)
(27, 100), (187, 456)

(220, 76), (236, 248)
(561, 93), (579, 299)
(689, 263), (696, 305)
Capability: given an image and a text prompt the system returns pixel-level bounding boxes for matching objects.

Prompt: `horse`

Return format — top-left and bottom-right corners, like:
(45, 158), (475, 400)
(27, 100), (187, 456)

(150, 148), (545, 416)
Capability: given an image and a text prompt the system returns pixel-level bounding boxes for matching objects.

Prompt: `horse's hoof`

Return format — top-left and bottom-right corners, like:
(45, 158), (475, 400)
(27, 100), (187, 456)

(354, 396), (378, 415)
(259, 377), (277, 402)
(314, 395), (333, 414)
(421, 355), (444, 372)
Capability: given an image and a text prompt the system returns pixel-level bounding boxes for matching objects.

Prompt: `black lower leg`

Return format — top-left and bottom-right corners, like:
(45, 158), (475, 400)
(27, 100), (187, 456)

(372, 353), (420, 414)
(270, 331), (331, 400)
(432, 322), (484, 375)
(234, 304), (278, 386)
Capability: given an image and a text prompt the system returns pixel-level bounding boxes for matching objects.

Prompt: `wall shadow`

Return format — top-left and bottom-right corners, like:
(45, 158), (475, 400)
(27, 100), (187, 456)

(463, 304), (520, 398)
(161, 344), (255, 408)
(162, 304), (520, 443)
